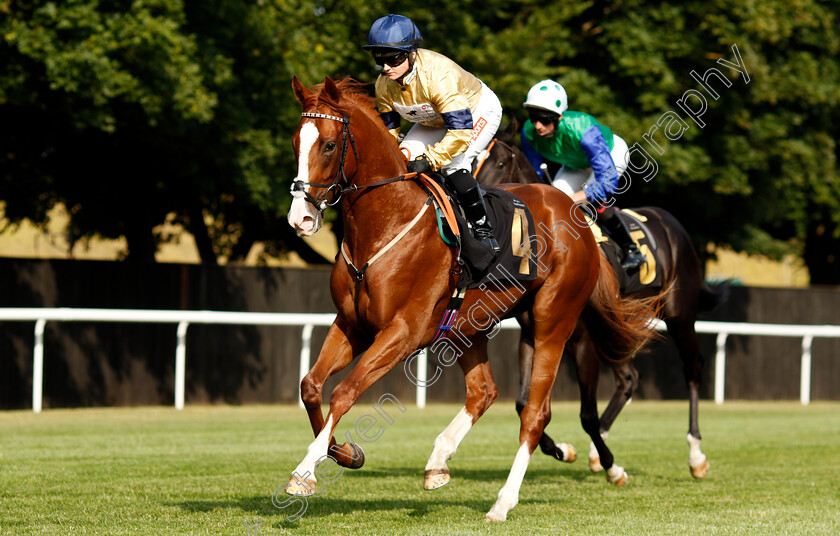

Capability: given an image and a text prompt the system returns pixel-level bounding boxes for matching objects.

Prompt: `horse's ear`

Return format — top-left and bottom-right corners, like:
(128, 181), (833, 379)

(323, 77), (342, 103)
(292, 75), (312, 105)
(506, 116), (519, 137)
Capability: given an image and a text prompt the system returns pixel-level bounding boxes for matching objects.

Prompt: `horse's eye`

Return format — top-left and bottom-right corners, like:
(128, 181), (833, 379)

(324, 142), (336, 152)
(496, 161), (505, 168)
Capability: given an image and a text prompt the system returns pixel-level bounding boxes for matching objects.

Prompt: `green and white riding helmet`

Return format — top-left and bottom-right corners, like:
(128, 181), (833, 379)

(523, 79), (568, 116)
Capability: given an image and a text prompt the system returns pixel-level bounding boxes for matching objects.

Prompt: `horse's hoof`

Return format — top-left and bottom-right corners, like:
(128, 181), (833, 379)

(330, 442), (365, 469)
(590, 456), (604, 473)
(285, 475), (317, 496)
(485, 513), (506, 522)
(554, 443), (577, 463)
(424, 468), (451, 490)
(606, 465), (628, 487)
(690, 459), (710, 479)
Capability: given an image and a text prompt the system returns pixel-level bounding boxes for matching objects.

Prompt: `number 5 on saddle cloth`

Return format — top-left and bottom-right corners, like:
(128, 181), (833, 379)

(590, 209), (663, 295)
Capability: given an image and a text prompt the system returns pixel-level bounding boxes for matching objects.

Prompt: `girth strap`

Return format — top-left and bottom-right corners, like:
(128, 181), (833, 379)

(432, 286), (468, 342)
(414, 173), (460, 242)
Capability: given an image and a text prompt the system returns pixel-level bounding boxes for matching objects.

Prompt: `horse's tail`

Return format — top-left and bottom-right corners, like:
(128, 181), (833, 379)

(699, 279), (731, 313)
(583, 254), (666, 363)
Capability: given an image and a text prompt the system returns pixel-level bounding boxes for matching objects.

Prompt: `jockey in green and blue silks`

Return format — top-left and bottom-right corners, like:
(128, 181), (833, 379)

(520, 80), (645, 271)
(520, 81), (626, 204)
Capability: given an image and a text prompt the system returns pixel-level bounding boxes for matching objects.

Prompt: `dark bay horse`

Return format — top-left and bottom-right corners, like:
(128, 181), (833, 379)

(474, 119), (729, 482)
(285, 76), (660, 521)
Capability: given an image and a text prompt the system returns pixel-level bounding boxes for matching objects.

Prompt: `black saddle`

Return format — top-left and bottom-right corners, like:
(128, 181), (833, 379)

(435, 184), (538, 290)
(595, 210), (663, 294)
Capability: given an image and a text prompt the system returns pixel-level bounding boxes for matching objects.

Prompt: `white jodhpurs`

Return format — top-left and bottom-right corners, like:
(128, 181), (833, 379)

(551, 134), (630, 196)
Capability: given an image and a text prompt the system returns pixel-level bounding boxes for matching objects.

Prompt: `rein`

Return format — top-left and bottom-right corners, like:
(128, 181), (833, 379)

(292, 109), (463, 315)
(291, 111), (429, 209)
(473, 138), (524, 184)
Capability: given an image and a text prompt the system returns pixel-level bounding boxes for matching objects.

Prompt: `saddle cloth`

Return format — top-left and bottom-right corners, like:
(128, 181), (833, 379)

(592, 209), (663, 295)
(437, 186), (538, 290)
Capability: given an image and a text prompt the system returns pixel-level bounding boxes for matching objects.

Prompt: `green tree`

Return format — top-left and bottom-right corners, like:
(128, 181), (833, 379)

(3, 1), (839, 284)
(435, 0), (840, 285)
(1, 0), (380, 263)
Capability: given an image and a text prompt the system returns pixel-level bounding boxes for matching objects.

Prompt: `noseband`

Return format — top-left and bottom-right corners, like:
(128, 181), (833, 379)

(290, 111), (359, 213)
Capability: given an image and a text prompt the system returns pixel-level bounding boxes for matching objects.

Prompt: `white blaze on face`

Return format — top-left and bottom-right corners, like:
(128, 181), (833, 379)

(288, 121), (323, 236)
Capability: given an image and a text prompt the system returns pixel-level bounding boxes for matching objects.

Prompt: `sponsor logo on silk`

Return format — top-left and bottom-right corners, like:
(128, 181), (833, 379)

(394, 102), (439, 123)
(471, 117), (487, 142)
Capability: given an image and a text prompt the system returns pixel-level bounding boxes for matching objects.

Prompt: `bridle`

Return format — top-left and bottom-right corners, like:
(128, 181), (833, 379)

(289, 109), (461, 316)
(291, 110), (425, 214)
(290, 111), (359, 213)
(473, 138), (525, 184)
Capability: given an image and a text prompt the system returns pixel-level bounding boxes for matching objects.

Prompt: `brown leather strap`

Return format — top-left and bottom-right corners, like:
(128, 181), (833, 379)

(413, 172), (461, 240)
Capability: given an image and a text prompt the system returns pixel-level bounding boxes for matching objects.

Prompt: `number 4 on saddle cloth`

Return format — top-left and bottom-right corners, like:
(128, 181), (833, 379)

(591, 209), (664, 295)
(433, 185), (538, 290)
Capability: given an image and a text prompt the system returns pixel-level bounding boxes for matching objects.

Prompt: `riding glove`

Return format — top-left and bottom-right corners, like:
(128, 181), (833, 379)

(407, 155), (432, 174)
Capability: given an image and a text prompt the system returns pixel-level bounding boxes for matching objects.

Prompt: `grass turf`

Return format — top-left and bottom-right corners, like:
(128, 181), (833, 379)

(1, 401), (838, 535)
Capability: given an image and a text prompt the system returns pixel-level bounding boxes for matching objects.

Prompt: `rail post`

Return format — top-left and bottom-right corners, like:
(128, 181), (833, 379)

(32, 319), (47, 413)
(714, 332), (728, 405)
(800, 335), (813, 406)
(298, 324), (314, 408)
(175, 321), (189, 411)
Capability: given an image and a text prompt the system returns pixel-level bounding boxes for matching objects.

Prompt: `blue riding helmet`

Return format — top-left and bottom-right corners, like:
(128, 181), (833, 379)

(362, 14), (423, 52)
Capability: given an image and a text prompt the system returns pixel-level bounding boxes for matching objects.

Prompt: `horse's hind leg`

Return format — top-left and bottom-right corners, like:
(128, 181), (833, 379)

(515, 312), (577, 463)
(588, 358), (638, 473)
(486, 329), (569, 522)
(575, 332), (627, 486)
(667, 317), (710, 478)
(487, 285), (590, 521)
(425, 337), (498, 490)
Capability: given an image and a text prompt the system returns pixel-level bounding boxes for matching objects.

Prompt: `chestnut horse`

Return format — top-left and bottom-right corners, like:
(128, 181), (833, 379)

(475, 119), (729, 481)
(285, 76), (659, 521)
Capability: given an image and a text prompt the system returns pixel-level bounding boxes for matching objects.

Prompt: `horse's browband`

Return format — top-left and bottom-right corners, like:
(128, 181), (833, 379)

(302, 112), (347, 123)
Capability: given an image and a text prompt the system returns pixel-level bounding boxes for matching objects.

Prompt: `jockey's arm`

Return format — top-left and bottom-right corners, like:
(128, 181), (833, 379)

(423, 73), (474, 170)
(424, 110), (472, 170)
(378, 111), (402, 141)
(580, 126), (619, 202)
(520, 126), (547, 181)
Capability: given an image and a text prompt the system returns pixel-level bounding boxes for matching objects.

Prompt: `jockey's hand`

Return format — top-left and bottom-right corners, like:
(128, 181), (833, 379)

(407, 155), (432, 174)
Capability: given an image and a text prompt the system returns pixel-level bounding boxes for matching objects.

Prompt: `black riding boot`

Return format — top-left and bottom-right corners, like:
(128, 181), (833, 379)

(601, 212), (646, 271)
(446, 169), (500, 253)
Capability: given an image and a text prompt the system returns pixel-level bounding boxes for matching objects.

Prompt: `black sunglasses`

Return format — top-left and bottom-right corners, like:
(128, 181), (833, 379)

(373, 52), (409, 68)
(528, 108), (560, 125)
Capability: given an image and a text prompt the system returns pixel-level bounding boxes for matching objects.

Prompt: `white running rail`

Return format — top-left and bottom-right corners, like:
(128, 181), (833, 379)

(1, 309), (838, 412)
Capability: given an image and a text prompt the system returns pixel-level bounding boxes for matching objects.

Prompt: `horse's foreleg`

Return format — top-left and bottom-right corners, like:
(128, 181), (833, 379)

(514, 314), (533, 416)
(291, 320), (417, 490)
(287, 321), (362, 496)
(575, 334), (627, 485)
(667, 318), (709, 478)
(425, 339), (497, 490)
(586, 358), (637, 477)
(598, 360), (639, 433)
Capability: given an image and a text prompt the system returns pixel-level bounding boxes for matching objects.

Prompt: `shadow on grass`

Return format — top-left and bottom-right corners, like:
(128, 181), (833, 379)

(173, 494), (497, 522)
(283, 465), (606, 484)
(171, 467), (565, 523)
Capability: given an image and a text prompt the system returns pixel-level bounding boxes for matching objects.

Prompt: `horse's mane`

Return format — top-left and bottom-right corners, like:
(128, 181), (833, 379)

(309, 77), (390, 136)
